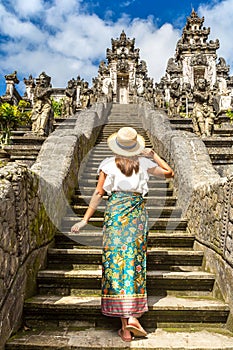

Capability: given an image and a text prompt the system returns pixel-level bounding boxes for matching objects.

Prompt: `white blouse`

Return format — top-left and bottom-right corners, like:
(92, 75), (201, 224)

(97, 156), (158, 196)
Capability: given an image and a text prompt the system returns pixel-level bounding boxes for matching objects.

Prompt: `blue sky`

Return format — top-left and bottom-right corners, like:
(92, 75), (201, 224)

(0, 0), (233, 96)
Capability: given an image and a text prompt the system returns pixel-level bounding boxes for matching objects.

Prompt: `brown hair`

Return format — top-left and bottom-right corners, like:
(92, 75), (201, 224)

(115, 156), (139, 177)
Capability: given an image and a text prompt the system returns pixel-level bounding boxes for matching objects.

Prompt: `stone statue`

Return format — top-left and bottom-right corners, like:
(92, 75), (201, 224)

(168, 79), (182, 116)
(192, 78), (216, 137)
(181, 82), (193, 116)
(107, 82), (113, 102)
(98, 60), (109, 75)
(61, 79), (76, 118)
(31, 72), (54, 136)
(155, 82), (165, 108)
(80, 82), (90, 109)
(23, 75), (35, 104)
(3, 71), (19, 102)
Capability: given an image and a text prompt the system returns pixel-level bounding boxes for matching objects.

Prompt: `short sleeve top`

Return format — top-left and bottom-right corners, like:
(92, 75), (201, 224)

(97, 156), (158, 196)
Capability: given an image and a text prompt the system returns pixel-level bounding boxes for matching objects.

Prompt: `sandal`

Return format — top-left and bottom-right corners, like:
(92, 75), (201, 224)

(125, 324), (147, 337)
(118, 328), (132, 342)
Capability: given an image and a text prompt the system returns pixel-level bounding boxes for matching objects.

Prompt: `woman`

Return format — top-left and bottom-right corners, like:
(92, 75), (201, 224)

(71, 127), (174, 342)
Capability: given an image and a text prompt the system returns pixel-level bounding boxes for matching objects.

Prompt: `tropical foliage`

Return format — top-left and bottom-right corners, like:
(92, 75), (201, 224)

(0, 100), (31, 146)
(226, 109), (233, 123)
(51, 98), (63, 118)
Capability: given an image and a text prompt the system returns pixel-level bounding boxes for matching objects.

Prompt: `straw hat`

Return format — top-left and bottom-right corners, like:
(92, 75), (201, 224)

(107, 127), (145, 156)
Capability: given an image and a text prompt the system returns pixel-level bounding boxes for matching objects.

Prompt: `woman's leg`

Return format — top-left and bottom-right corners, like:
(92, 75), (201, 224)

(119, 317), (132, 341)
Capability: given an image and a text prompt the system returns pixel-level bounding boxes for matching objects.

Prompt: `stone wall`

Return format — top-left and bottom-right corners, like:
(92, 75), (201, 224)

(187, 174), (233, 327)
(0, 163), (55, 349)
(138, 100), (233, 329)
(0, 101), (111, 349)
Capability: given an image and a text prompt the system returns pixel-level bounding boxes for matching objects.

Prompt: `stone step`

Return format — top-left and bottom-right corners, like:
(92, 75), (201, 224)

(208, 151), (233, 161)
(214, 128), (233, 136)
(9, 155), (37, 161)
(96, 135), (150, 141)
(10, 135), (46, 144)
(54, 231), (195, 249)
(0, 149), (10, 160)
(203, 137), (233, 147)
(6, 327), (233, 349)
(95, 140), (153, 147)
(3, 145), (41, 156)
(85, 156), (157, 164)
(74, 187), (174, 196)
(169, 118), (192, 125)
(22, 295), (230, 328)
(81, 165), (169, 176)
(74, 194), (178, 207)
(46, 248), (203, 269)
(92, 137), (148, 144)
(78, 177), (172, 187)
(62, 216), (187, 231)
(171, 124), (193, 132)
(97, 126), (148, 131)
(54, 117), (78, 123)
(208, 147), (233, 155)
(103, 123), (143, 127)
(99, 126), (148, 132)
(72, 205), (182, 218)
(37, 269), (215, 295)
(54, 120), (77, 126)
(103, 118), (141, 122)
(211, 159), (233, 166)
(55, 124), (76, 129)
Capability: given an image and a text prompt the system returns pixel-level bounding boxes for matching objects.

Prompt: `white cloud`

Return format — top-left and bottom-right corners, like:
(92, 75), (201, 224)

(12, 0), (43, 17)
(126, 18), (180, 81)
(47, 13), (113, 59)
(1, 0), (233, 96)
(120, 0), (136, 7)
(0, 4), (44, 41)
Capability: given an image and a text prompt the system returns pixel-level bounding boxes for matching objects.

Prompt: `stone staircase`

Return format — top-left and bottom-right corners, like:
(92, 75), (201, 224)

(5, 104), (233, 349)
(3, 117), (78, 166)
(170, 115), (233, 174)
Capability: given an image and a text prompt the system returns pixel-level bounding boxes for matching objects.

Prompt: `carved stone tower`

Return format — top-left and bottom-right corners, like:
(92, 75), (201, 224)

(159, 10), (233, 115)
(175, 9), (220, 88)
(96, 30), (152, 104)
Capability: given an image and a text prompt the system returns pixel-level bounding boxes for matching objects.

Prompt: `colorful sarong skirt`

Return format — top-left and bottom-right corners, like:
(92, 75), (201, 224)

(101, 191), (148, 318)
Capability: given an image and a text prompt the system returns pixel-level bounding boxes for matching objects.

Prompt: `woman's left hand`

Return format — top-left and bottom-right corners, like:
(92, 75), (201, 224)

(71, 219), (87, 233)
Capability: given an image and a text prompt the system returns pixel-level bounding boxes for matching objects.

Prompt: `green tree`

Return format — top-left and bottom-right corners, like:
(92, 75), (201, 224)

(18, 100), (32, 125)
(51, 98), (63, 118)
(0, 100), (31, 146)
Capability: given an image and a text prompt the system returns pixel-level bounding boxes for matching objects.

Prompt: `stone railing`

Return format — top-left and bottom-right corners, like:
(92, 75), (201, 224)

(138, 100), (233, 329)
(0, 101), (111, 349)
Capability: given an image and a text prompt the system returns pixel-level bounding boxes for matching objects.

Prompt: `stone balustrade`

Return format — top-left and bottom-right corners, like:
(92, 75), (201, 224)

(0, 101), (111, 349)
(139, 100), (233, 328)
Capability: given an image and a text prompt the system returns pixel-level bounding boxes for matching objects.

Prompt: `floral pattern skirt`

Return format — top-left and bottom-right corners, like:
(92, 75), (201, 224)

(101, 191), (148, 318)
